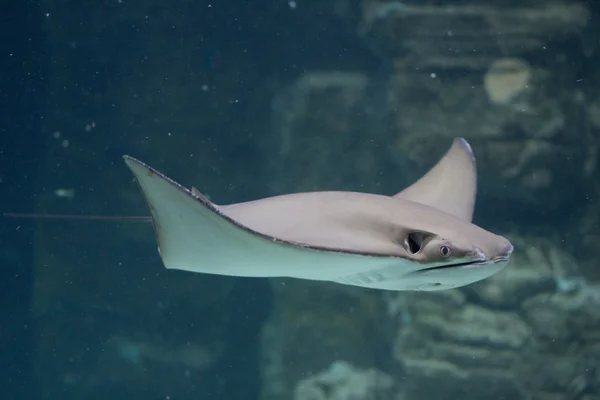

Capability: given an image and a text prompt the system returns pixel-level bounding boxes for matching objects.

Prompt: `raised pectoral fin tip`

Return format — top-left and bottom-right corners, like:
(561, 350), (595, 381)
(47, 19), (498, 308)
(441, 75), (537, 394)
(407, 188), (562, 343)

(394, 137), (476, 223)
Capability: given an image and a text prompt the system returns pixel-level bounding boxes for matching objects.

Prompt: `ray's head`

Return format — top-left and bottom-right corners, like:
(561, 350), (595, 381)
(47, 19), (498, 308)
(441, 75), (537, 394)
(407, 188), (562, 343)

(382, 137), (513, 291)
(390, 215), (514, 291)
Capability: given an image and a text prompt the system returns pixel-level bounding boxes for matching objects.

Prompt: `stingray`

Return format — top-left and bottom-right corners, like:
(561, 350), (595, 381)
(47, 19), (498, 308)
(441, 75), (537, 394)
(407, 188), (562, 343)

(117, 137), (513, 291)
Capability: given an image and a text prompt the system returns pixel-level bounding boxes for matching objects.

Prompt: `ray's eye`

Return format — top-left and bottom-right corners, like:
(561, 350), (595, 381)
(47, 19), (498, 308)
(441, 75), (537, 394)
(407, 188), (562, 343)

(440, 245), (452, 258)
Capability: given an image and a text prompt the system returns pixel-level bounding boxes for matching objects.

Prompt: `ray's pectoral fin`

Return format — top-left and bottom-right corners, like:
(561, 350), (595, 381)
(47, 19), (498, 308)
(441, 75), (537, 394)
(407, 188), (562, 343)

(122, 156), (303, 278)
(394, 137), (477, 223)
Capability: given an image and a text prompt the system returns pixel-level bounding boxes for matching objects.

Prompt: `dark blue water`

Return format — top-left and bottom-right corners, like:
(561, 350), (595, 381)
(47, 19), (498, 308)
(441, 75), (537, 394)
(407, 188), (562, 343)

(2, 1), (599, 399)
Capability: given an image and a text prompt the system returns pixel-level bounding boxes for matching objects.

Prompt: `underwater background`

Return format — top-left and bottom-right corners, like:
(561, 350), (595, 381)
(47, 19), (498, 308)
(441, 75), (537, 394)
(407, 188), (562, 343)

(1, 0), (600, 399)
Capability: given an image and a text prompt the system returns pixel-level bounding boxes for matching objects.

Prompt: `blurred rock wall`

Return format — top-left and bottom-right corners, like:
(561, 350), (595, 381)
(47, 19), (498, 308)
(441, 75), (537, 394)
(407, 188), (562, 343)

(260, 1), (600, 400)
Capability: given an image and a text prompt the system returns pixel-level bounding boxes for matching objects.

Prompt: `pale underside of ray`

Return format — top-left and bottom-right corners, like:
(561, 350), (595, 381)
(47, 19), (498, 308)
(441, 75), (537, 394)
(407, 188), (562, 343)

(394, 138), (476, 223)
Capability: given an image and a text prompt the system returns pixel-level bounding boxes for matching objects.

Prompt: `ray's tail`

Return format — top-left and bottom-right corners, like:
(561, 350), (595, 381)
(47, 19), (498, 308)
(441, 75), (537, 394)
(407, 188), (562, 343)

(2, 212), (152, 222)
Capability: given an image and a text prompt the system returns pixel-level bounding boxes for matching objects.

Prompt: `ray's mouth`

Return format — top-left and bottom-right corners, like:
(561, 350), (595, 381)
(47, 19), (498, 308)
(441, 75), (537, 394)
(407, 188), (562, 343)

(420, 253), (511, 272)
(420, 259), (487, 272)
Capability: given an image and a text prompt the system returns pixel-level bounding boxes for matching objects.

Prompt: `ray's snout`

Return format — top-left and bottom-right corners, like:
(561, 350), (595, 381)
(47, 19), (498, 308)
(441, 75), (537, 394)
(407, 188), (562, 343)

(500, 243), (514, 257)
(494, 237), (514, 261)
